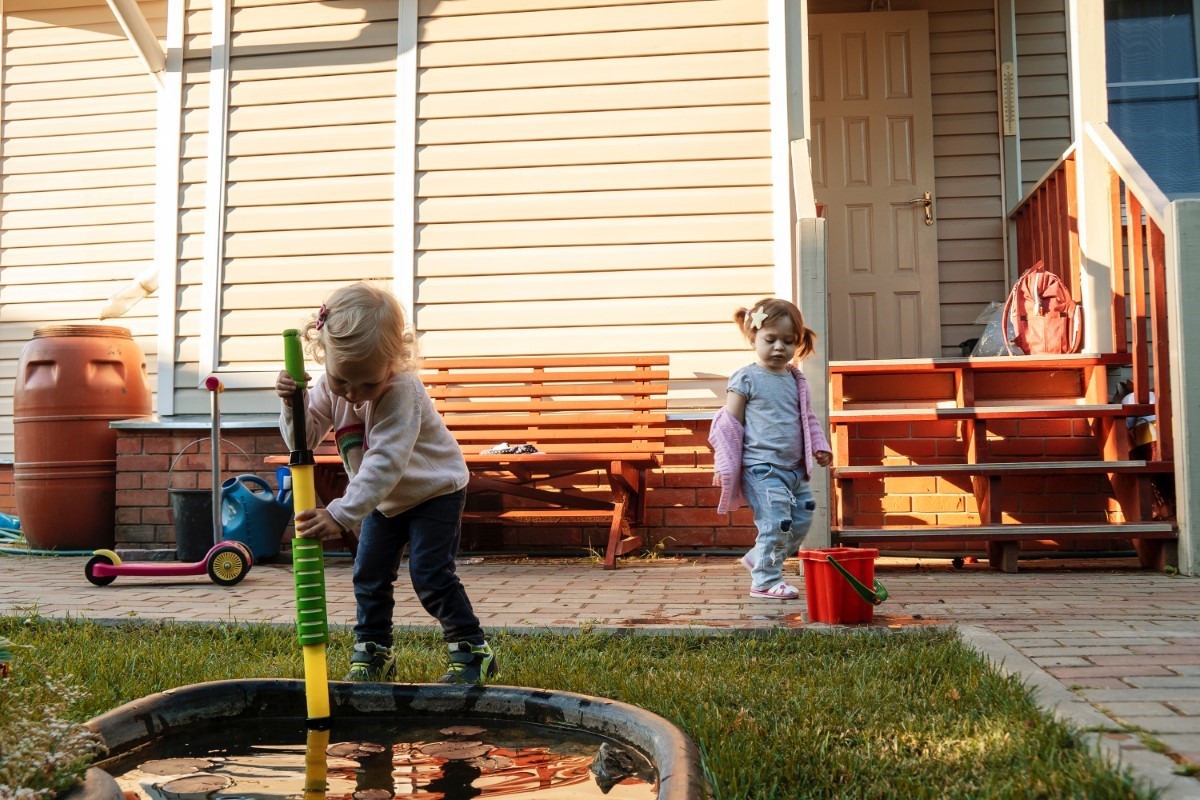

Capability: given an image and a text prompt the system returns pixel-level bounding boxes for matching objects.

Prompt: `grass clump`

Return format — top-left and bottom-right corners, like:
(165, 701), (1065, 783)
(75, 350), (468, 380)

(0, 616), (1155, 800)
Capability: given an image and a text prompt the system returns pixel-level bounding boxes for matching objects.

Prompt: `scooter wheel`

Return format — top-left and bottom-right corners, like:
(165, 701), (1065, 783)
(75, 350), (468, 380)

(85, 553), (118, 587)
(207, 544), (250, 586)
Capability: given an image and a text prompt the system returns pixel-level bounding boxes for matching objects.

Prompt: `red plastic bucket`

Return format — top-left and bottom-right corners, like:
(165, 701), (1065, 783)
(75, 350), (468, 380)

(798, 547), (879, 624)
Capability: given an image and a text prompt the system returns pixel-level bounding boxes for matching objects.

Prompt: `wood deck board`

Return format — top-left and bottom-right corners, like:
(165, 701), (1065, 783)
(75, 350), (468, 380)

(833, 460), (1172, 478)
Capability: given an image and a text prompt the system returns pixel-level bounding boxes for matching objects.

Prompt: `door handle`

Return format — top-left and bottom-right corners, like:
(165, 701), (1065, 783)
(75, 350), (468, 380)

(908, 191), (934, 226)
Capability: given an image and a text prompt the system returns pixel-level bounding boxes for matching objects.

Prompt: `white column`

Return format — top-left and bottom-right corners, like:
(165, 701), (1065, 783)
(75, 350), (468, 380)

(392, 0), (418, 319)
(153, 0), (185, 415)
(798, 217), (830, 548)
(1165, 199), (1200, 576)
(1067, 0), (1115, 352)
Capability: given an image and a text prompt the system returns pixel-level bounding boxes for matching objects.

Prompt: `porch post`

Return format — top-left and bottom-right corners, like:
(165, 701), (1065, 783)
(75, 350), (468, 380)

(1066, 0), (1115, 352)
(1165, 200), (1200, 577)
(798, 216), (830, 549)
(775, 0), (830, 547)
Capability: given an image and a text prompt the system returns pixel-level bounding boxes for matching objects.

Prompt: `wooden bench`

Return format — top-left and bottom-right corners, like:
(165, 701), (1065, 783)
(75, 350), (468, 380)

(271, 355), (669, 569)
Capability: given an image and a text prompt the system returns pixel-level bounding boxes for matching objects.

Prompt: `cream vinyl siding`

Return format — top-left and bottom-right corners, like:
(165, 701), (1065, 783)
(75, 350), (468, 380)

(173, 0), (397, 415)
(0, 0), (162, 455)
(812, 0), (1006, 355)
(1015, 0), (1071, 195)
(413, 0), (773, 407)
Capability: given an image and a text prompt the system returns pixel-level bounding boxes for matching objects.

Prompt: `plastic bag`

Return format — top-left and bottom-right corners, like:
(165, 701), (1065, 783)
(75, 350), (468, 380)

(970, 301), (1011, 357)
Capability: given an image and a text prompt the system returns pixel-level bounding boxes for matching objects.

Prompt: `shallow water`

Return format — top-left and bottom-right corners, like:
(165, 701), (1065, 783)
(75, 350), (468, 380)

(103, 717), (657, 799)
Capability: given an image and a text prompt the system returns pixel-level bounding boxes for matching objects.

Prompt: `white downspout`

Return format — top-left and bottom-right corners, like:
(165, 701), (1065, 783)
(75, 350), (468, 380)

(105, 0), (166, 89)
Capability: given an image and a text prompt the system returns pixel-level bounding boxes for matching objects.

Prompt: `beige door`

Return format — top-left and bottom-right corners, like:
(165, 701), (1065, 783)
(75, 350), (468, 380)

(810, 11), (940, 360)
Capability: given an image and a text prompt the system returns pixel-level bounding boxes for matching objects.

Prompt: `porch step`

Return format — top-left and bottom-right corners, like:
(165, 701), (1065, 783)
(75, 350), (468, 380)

(833, 523), (1177, 574)
(829, 354), (1130, 373)
(829, 354), (1176, 575)
(833, 460), (1170, 478)
(833, 522), (1175, 543)
(831, 403), (1154, 423)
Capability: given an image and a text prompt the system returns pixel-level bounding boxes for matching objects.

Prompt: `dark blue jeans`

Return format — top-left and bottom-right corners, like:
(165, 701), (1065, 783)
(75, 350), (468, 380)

(352, 489), (484, 647)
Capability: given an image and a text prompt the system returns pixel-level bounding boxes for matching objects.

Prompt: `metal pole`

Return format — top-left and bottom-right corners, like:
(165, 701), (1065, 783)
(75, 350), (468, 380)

(205, 376), (224, 548)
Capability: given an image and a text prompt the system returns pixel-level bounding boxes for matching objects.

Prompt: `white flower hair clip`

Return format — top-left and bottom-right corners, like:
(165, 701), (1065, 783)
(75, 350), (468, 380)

(749, 307), (769, 329)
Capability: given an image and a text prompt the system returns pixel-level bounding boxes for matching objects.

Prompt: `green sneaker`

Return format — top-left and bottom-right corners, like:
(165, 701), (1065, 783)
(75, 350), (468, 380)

(437, 641), (497, 685)
(343, 641), (395, 682)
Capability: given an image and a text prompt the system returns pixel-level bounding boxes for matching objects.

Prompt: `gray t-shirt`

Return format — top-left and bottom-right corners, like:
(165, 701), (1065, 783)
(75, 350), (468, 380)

(728, 363), (802, 470)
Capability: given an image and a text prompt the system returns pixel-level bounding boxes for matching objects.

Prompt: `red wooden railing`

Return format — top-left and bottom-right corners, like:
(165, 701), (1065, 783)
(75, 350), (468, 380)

(1008, 125), (1172, 466)
(1010, 150), (1080, 297)
(1106, 159), (1173, 461)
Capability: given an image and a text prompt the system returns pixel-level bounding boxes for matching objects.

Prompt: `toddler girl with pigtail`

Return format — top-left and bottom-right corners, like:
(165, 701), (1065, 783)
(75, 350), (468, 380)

(709, 298), (833, 599)
(276, 281), (497, 684)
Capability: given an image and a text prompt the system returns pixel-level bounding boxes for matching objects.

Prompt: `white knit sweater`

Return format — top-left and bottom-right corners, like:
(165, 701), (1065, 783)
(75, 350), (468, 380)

(280, 371), (468, 530)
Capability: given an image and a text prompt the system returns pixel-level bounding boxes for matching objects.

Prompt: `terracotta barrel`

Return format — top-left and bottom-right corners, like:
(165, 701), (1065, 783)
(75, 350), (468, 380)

(14, 326), (152, 550)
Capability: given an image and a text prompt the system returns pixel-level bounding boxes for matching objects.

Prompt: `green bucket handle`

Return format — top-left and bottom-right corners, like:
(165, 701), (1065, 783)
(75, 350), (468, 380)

(826, 555), (889, 606)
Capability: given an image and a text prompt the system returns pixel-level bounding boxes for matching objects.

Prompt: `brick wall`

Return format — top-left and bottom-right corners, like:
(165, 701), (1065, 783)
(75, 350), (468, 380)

(0, 464), (13, 514)
(106, 421), (757, 554)
(843, 418), (1123, 554)
(115, 429), (286, 550)
(97, 417), (1127, 556)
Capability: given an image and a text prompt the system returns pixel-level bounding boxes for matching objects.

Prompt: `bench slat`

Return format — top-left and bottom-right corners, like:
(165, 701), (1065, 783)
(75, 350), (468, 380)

(438, 398), (667, 413)
(463, 443), (662, 455)
(437, 412), (666, 428)
(429, 382), (669, 399)
(463, 453), (659, 466)
(453, 427), (664, 439)
(424, 355), (669, 369)
(463, 510), (615, 523)
(423, 369), (670, 385)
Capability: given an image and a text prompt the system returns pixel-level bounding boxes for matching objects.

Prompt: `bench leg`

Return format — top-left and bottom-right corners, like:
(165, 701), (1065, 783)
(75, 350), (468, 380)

(986, 540), (1019, 573)
(604, 497), (641, 570)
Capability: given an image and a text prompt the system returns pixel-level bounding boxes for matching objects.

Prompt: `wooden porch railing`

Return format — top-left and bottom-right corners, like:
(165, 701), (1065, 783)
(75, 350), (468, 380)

(1008, 121), (1174, 489)
(1010, 149), (1080, 296)
(1088, 123), (1174, 464)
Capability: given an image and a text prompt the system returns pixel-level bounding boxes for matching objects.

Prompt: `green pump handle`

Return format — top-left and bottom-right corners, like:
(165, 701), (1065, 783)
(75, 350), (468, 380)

(282, 330), (326, 647)
(283, 329), (308, 388)
(826, 556), (889, 606)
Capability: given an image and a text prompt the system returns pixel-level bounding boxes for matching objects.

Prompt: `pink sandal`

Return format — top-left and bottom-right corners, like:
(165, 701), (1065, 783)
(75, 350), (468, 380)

(749, 581), (800, 600)
(739, 552), (755, 573)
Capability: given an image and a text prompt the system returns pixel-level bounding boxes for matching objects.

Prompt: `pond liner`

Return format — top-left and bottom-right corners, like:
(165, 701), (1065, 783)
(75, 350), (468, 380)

(83, 678), (707, 800)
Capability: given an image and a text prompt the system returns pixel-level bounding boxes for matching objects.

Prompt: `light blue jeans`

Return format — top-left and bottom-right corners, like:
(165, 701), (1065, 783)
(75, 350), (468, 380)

(742, 463), (817, 590)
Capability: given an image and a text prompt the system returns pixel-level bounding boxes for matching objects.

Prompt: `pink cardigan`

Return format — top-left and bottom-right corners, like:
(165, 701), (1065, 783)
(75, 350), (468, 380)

(708, 364), (831, 514)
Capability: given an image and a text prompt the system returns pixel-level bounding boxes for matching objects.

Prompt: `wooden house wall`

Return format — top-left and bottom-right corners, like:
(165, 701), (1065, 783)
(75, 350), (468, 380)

(0, 0), (163, 454)
(411, 0), (774, 407)
(172, 0), (399, 415)
(810, 0), (1008, 355)
(1015, 0), (1072, 196)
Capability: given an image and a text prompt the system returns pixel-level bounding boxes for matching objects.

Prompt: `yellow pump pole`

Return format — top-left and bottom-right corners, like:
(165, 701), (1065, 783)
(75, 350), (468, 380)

(283, 330), (331, 799)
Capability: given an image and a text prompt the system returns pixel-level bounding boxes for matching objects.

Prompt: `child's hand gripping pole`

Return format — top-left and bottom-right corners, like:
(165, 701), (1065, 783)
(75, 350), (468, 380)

(283, 330), (330, 726)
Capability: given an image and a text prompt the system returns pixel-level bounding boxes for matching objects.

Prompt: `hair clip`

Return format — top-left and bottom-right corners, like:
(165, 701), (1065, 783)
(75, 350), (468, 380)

(749, 307), (769, 329)
(315, 304), (329, 330)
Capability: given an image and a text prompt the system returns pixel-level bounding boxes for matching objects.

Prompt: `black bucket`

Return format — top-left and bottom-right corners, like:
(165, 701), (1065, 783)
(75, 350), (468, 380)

(169, 488), (214, 562)
(166, 436), (247, 562)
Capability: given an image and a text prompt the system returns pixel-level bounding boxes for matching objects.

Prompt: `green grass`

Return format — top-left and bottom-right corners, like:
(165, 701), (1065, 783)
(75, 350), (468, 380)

(0, 615), (1154, 800)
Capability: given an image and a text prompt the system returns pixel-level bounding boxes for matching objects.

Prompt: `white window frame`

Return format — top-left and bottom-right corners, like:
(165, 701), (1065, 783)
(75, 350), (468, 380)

(191, 0), (419, 393)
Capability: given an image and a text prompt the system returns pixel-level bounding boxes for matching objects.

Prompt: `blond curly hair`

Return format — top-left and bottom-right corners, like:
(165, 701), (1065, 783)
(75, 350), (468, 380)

(301, 281), (418, 372)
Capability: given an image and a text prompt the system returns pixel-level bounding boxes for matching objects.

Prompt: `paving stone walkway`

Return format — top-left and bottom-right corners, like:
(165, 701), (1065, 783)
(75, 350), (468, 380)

(2, 552), (1198, 798)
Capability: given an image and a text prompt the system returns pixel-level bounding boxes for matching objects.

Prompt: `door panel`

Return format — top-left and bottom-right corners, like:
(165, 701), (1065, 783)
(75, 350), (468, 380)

(811, 11), (940, 360)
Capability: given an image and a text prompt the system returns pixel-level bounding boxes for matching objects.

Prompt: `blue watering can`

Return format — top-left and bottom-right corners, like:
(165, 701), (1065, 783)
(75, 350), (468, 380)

(220, 468), (293, 562)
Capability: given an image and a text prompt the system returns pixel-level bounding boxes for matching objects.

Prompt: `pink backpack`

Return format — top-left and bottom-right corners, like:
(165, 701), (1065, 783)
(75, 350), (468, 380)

(1001, 263), (1083, 355)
